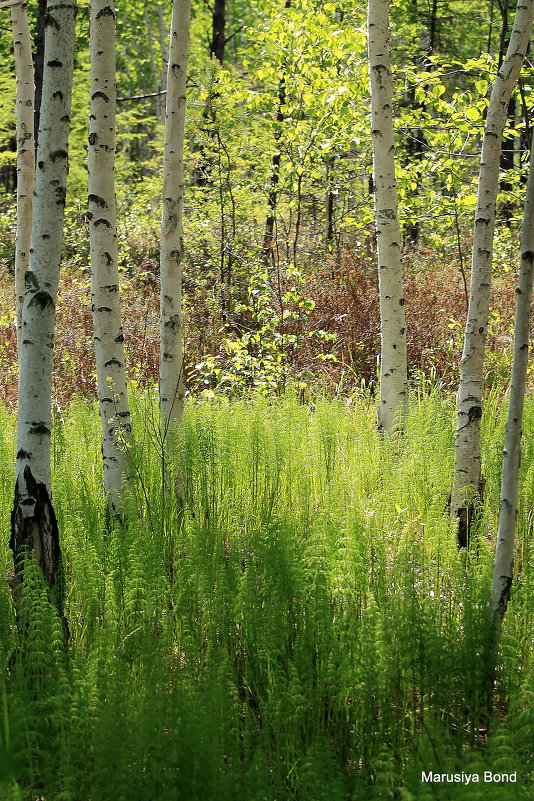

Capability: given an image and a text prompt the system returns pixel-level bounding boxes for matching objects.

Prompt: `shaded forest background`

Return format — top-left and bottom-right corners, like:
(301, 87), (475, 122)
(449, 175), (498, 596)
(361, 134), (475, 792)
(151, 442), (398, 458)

(0, 0), (531, 405)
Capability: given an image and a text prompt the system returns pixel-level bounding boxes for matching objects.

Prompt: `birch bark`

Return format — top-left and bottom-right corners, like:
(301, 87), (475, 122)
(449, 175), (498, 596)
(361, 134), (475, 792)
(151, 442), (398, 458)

(88, 0), (132, 512)
(159, 0), (191, 434)
(368, 0), (408, 431)
(11, 0), (77, 613)
(491, 152), (534, 620)
(451, 0), (534, 547)
(10, 0), (35, 353)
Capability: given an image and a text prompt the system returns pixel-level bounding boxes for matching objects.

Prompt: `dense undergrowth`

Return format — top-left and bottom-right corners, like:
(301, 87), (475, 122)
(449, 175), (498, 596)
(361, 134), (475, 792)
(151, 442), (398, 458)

(0, 390), (533, 800)
(0, 200), (528, 408)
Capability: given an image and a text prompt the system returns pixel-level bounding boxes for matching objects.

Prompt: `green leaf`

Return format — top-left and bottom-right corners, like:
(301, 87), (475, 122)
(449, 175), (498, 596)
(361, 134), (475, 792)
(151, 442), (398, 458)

(465, 107), (481, 121)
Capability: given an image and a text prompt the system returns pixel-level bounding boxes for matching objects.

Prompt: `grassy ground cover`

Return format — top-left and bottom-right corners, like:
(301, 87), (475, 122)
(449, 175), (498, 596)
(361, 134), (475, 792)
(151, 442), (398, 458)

(0, 390), (533, 800)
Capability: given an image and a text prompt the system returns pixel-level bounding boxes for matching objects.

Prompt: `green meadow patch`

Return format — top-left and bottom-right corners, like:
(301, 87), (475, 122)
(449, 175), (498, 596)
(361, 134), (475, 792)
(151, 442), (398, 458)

(0, 390), (533, 800)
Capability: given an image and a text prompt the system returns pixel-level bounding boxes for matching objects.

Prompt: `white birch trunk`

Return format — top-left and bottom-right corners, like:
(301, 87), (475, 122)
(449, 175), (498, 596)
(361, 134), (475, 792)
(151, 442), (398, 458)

(11, 0), (77, 607)
(159, 0), (191, 434)
(491, 153), (534, 619)
(368, 0), (408, 431)
(451, 0), (534, 546)
(10, 0), (35, 353)
(88, 0), (132, 513)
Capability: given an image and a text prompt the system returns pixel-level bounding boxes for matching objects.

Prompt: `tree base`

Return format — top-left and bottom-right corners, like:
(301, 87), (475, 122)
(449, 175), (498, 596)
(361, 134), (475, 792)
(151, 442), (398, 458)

(10, 465), (66, 624)
(453, 474), (486, 550)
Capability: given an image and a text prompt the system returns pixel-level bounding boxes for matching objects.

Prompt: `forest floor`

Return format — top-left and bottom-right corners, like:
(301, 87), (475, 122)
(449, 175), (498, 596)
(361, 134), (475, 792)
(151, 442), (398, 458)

(0, 207), (527, 407)
(0, 391), (533, 800)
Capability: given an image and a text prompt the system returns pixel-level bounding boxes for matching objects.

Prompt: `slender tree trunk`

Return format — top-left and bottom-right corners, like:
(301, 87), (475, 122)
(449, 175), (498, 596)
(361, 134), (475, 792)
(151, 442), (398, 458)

(144, 5), (163, 123)
(263, 73), (285, 265)
(10, 0), (77, 617)
(491, 151), (534, 620)
(159, 0), (191, 433)
(325, 156), (335, 257)
(211, 0), (226, 64)
(0, 135), (16, 192)
(10, 0), (35, 353)
(518, 77), (532, 169)
(497, 2), (516, 223)
(498, 0), (511, 70)
(427, 0), (438, 52)
(487, 0), (495, 53)
(263, 0), (291, 266)
(33, 0), (46, 150)
(191, 0), (226, 188)
(157, 3), (169, 117)
(88, 0), (133, 513)
(478, 147), (534, 724)
(451, 0), (533, 548)
(368, 0), (408, 431)
(500, 96), (516, 223)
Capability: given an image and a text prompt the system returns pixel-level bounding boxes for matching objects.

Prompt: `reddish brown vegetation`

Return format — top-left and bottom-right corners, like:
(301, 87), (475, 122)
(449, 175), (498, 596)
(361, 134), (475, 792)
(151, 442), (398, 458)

(0, 245), (525, 409)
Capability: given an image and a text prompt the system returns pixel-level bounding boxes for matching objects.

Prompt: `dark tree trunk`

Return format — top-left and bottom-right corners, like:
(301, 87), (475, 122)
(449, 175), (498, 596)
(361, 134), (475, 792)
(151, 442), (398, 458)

(192, 0), (227, 187)
(497, 1), (515, 222)
(34, 0), (47, 150)
(10, 466), (66, 623)
(211, 0), (226, 64)
(500, 96), (516, 222)
(404, 0), (437, 245)
(498, 0), (510, 69)
(519, 78), (531, 182)
(0, 135), (17, 193)
(428, 0), (438, 53)
(326, 184), (335, 250)
(404, 123), (425, 245)
(262, 73), (286, 264)
(262, 0), (291, 265)
(325, 156), (337, 276)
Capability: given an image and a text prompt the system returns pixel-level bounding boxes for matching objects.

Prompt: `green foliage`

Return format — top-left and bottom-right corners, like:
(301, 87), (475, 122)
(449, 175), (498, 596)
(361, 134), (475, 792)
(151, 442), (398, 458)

(191, 263), (335, 395)
(1, 0), (530, 396)
(0, 391), (533, 799)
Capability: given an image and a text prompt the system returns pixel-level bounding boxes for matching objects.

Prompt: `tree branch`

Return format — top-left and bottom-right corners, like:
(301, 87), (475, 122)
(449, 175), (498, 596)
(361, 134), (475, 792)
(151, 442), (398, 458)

(117, 89), (167, 103)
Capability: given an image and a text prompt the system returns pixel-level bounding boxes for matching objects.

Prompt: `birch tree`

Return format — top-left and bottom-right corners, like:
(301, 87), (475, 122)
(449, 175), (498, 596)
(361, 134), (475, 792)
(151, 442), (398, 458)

(159, 0), (191, 433)
(88, 0), (132, 512)
(368, 0), (408, 431)
(491, 151), (534, 621)
(9, 0), (35, 353)
(10, 0), (77, 614)
(451, 0), (534, 548)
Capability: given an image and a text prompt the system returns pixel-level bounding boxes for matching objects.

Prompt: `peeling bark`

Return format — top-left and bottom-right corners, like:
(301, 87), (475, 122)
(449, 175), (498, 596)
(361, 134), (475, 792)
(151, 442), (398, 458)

(10, 465), (64, 617)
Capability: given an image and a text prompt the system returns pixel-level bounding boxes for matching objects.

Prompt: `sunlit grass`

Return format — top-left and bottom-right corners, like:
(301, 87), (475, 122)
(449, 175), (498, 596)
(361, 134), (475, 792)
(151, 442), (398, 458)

(0, 389), (532, 799)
